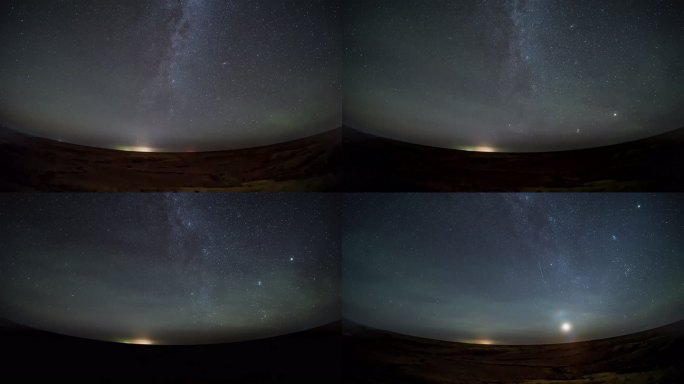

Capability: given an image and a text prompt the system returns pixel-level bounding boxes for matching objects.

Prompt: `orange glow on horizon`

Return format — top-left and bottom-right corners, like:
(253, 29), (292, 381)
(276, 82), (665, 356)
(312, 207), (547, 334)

(471, 146), (496, 153)
(114, 145), (157, 152)
(129, 146), (154, 153)
(456, 145), (499, 153)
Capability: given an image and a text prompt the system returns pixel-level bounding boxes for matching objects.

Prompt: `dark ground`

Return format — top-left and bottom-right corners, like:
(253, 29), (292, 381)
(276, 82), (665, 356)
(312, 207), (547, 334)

(340, 127), (684, 191)
(343, 319), (684, 384)
(0, 319), (341, 383)
(3, 124), (683, 192)
(0, 126), (341, 192)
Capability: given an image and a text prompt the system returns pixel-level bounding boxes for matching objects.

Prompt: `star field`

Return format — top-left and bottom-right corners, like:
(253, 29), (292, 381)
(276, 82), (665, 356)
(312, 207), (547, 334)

(344, 0), (683, 152)
(0, 0), (341, 151)
(0, 193), (340, 345)
(343, 194), (684, 344)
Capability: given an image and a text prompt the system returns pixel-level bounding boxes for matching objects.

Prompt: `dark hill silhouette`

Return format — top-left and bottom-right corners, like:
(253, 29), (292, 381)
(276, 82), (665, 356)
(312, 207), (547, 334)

(341, 126), (684, 191)
(0, 318), (341, 383)
(343, 318), (684, 383)
(0, 125), (341, 191)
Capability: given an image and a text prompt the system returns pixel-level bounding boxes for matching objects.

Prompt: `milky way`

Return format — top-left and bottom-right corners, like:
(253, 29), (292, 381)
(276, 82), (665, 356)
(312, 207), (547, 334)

(344, 0), (683, 152)
(343, 193), (684, 344)
(0, 0), (341, 151)
(0, 193), (340, 345)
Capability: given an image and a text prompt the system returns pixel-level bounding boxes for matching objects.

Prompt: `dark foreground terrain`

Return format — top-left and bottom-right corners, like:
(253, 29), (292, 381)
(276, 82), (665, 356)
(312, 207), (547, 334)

(0, 126), (340, 191)
(0, 319), (341, 383)
(341, 127), (684, 191)
(343, 319), (684, 384)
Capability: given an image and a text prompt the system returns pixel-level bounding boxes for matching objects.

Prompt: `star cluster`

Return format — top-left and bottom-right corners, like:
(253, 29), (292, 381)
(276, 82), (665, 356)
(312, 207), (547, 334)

(0, 0), (341, 151)
(0, 193), (340, 345)
(344, 0), (683, 152)
(343, 193), (684, 344)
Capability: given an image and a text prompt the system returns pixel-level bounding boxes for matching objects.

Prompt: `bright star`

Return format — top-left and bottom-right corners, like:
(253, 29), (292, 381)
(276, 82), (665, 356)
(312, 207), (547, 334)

(612, 112), (618, 117)
(561, 322), (572, 333)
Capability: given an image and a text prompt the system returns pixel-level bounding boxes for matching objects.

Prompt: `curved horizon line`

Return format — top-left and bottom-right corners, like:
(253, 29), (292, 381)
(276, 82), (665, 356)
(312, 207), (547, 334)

(0, 317), (341, 346)
(344, 124), (684, 154)
(342, 317), (684, 347)
(0, 123), (341, 154)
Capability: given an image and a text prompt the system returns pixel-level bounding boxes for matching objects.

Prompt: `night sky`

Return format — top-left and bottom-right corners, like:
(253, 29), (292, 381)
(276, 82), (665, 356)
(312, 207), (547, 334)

(0, 0), (341, 151)
(0, 194), (340, 345)
(344, 194), (684, 344)
(344, 0), (684, 152)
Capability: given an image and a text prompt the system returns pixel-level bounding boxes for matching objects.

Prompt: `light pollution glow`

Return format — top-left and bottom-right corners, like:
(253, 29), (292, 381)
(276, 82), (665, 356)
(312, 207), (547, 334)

(456, 145), (499, 153)
(115, 146), (157, 153)
(121, 338), (154, 345)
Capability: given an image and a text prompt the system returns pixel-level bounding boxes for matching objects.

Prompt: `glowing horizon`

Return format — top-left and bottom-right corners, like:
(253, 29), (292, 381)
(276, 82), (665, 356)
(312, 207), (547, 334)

(456, 145), (499, 153)
(461, 338), (495, 345)
(122, 338), (154, 345)
(115, 145), (157, 153)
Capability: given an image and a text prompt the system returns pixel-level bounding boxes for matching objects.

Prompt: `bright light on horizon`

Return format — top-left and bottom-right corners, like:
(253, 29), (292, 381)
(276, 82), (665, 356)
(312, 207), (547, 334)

(123, 338), (154, 345)
(132, 147), (154, 153)
(117, 146), (156, 153)
(472, 146), (496, 153)
(457, 145), (498, 153)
